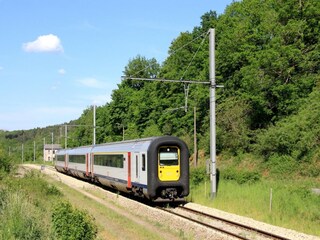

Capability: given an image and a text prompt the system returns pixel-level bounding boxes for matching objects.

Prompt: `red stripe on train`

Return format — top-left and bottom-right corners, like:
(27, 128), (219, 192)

(127, 152), (131, 188)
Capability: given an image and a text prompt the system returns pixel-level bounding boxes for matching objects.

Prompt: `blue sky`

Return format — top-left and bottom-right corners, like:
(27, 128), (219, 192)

(0, 0), (233, 131)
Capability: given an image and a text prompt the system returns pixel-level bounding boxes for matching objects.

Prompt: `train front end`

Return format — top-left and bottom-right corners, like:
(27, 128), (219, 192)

(147, 136), (189, 200)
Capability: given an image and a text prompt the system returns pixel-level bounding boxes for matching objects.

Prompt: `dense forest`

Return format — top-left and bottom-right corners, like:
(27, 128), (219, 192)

(1, 0), (319, 178)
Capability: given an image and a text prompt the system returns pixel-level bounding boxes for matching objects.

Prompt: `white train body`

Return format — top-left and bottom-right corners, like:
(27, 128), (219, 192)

(55, 136), (189, 200)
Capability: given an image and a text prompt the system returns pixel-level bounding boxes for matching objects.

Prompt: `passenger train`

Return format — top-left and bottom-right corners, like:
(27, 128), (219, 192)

(55, 136), (189, 200)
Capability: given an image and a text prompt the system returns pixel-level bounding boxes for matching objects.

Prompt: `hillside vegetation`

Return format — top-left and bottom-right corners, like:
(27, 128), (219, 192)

(1, 0), (320, 179)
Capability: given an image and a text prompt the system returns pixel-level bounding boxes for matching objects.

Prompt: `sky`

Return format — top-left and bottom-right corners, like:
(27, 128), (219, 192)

(0, 0), (234, 131)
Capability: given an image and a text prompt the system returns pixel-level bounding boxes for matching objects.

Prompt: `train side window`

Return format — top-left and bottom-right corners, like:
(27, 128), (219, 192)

(136, 155), (138, 178)
(142, 154), (146, 171)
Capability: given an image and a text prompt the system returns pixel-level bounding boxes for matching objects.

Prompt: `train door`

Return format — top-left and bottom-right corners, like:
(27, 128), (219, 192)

(86, 153), (89, 176)
(90, 153), (94, 177)
(140, 153), (147, 184)
(133, 152), (140, 183)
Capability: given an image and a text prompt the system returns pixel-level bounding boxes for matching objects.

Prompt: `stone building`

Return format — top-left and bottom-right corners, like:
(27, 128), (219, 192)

(43, 144), (62, 161)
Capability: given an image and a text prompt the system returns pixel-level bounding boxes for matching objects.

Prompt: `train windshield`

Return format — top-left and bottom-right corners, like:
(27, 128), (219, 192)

(159, 147), (179, 166)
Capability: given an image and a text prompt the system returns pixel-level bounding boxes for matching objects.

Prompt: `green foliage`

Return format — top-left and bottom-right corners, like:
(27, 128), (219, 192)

(0, 171), (62, 240)
(190, 166), (209, 186)
(52, 201), (97, 240)
(256, 88), (320, 164)
(7, 170), (62, 201)
(217, 97), (252, 154)
(265, 155), (298, 177)
(217, 0), (320, 127)
(0, 149), (14, 179)
(0, 190), (47, 240)
(221, 167), (261, 184)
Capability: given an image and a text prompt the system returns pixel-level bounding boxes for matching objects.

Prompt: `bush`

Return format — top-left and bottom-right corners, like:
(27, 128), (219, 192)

(221, 167), (261, 184)
(0, 150), (13, 179)
(190, 166), (209, 186)
(52, 201), (97, 240)
(266, 155), (298, 177)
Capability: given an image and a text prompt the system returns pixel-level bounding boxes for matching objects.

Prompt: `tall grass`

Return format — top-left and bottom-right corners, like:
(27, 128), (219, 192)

(0, 169), (100, 240)
(188, 179), (320, 236)
(0, 170), (61, 239)
(0, 189), (50, 239)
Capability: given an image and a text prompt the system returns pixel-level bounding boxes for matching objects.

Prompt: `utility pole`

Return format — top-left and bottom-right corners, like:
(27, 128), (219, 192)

(33, 141), (36, 162)
(209, 28), (217, 198)
(51, 132), (54, 162)
(93, 105), (96, 145)
(21, 144), (24, 163)
(65, 125), (68, 149)
(194, 106), (197, 167)
(43, 137), (45, 162)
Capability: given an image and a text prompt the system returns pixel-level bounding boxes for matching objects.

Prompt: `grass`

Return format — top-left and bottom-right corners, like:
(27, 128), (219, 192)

(1, 168), (177, 240)
(0, 171), (61, 239)
(188, 178), (320, 236)
(45, 176), (180, 240)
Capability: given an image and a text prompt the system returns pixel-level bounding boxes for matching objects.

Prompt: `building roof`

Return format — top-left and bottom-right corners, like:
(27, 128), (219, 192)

(44, 144), (62, 150)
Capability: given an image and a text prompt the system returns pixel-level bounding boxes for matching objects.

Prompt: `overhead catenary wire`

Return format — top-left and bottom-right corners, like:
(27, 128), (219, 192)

(126, 31), (209, 79)
(179, 31), (209, 81)
(179, 31), (209, 112)
(122, 31), (211, 114)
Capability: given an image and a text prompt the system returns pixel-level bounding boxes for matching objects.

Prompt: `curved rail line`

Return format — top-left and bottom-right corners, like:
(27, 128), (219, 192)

(159, 206), (292, 240)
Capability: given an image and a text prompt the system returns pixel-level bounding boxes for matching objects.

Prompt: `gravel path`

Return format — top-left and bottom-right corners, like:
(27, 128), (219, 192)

(22, 164), (319, 240)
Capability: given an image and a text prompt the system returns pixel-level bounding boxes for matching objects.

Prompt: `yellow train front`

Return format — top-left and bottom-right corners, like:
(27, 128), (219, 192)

(55, 136), (189, 201)
(147, 136), (189, 200)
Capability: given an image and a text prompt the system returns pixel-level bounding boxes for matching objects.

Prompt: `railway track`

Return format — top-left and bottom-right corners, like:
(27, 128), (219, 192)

(27, 165), (314, 240)
(159, 205), (292, 240)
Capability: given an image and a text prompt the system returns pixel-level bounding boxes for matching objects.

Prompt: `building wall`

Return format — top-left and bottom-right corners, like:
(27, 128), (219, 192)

(43, 145), (61, 161)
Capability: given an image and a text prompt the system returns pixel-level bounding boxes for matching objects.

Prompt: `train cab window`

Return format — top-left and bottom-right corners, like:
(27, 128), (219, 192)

(142, 154), (146, 171)
(159, 147), (179, 166)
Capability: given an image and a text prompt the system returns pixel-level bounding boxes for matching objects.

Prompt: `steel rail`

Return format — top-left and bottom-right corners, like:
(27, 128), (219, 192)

(158, 206), (251, 240)
(177, 206), (292, 240)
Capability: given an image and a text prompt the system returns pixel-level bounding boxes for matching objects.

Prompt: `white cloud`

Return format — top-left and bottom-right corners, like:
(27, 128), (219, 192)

(22, 34), (63, 53)
(0, 66), (3, 71)
(77, 78), (109, 89)
(58, 68), (66, 75)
